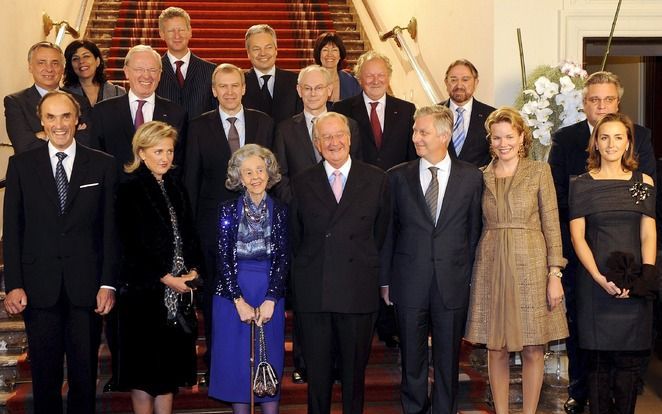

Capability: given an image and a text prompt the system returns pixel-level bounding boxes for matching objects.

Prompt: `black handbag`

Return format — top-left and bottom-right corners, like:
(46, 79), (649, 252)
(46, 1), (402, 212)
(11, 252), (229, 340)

(252, 325), (279, 397)
(172, 289), (198, 335)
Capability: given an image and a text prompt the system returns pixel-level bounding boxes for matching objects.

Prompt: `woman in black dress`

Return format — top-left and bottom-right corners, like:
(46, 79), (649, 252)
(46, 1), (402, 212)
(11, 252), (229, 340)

(569, 113), (657, 414)
(116, 121), (201, 413)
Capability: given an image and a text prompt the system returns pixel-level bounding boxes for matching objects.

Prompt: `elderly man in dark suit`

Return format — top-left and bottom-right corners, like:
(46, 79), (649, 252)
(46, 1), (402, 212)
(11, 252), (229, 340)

(440, 59), (495, 168)
(184, 62), (274, 383)
(4, 41), (92, 154)
(155, 6), (216, 120)
(91, 44), (186, 178)
(290, 111), (390, 414)
(380, 105), (482, 414)
(3, 91), (118, 414)
(241, 24), (302, 123)
(548, 70), (656, 414)
(332, 51), (416, 171)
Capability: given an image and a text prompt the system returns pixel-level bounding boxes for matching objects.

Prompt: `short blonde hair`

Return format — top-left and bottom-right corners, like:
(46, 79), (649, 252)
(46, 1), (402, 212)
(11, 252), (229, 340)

(414, 105), (453, 136)
(353, 50), (393, 79)
(125, 121), (178, 173)
(158, 7), (191, 31)
(484, 107), (532, 158)
(225, 144), (281, 191)
(212, 63), (245, 86)
(583, 71), (624, 99)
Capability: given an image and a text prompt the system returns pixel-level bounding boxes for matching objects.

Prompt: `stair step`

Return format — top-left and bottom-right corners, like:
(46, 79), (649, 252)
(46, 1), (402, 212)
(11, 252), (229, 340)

(87, 27), (363, 41)
(95, 2), (330, 12)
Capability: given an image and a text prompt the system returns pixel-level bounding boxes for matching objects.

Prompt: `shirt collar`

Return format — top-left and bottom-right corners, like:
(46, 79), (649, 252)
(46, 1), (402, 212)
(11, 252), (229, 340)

(449, 96), (474, 113)
(128, 89), (156, 105)
(324, 156), (352, 178)
(304, 109), (326, 126)
(254, 67), (276, 78)
(34, 84), (57, 97)
(420, 153), (451, 174)
(166, 50), (191, 66)
(362, 92), (386, 106)
(220, 106), (245, 123)
(48, 139), (76, 158)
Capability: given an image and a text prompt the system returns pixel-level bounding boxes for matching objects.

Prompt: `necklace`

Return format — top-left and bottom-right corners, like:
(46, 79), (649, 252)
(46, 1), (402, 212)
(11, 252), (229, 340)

(243, 197), (268, 230)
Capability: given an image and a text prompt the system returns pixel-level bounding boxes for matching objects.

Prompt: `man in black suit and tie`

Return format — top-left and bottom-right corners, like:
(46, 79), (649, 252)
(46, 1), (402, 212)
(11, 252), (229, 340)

(548, 70), (656, 414)
(91, 44), (187, 178)
(241, 24), (302, 123)
(290, 112), (390, 414)
(4, 41), (92, 154)
(155, 6), (216, 120)
(273, 64), (362, 203)
(184, 62), (274, 381)
(380, 105), (482, 414)
(3, 91), (118, 414)
(440, 59), (495, 168)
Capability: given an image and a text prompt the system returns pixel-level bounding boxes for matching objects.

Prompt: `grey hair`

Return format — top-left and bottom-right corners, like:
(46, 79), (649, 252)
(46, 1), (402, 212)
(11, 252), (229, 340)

(312, 112), (350, 142)
(353, 50), (393, 79)
(225, 144), (281, 191)
(124, 44), (162, 69)
(245, 24), (278, 50)
(414, 105), (454, 136)
(297, 64), (331, 85)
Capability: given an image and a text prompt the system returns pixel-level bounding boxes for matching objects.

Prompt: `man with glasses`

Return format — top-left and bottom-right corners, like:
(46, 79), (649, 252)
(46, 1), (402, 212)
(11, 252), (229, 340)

(91, 44), (186, 180)
(156, 7), (216, 120)
(548, 70), (655, 414)
(439, 59), (495, 168)
(4, 41), (92, 154)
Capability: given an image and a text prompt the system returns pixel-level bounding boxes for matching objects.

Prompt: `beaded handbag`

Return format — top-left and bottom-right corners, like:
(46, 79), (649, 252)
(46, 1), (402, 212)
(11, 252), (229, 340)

(252, 325), (279, 397)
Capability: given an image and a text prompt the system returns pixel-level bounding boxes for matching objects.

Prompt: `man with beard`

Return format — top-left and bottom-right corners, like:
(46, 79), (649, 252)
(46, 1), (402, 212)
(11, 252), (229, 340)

(439, 59), (495, 168)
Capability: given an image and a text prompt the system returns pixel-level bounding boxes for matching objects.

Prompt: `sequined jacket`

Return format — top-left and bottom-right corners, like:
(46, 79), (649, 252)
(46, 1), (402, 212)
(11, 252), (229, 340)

(215, 195), (289, 301)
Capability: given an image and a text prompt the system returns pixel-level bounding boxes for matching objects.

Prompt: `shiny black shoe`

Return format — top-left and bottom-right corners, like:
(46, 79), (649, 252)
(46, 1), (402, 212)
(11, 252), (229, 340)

(103, 378), (117, 393)
(563, 397), (586, 414)
(291, 369), (306, 384)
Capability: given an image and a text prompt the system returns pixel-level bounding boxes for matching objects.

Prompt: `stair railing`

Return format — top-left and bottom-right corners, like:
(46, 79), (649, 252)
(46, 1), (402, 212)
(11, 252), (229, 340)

(42, 0), (88, 45)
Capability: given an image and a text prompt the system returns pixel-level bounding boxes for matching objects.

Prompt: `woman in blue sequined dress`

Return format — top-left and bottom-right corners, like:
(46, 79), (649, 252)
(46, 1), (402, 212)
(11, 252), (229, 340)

(209, 144), (289, 414)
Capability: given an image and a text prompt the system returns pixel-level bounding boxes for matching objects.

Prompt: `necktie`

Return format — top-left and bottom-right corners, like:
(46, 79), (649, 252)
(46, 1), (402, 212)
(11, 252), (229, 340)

(311, 117), (322, 162)
(175, 60), (185, 88)
(424, 166), (439, 223)
(260, 74), (273, 114)
(453, 107), (466, 155)
(55, 152), (68, 214)
(134, 99), (146, 129)
(331, 170), (343, 203)
(369, 102), (383, 149)
(227, 117), (240, 153)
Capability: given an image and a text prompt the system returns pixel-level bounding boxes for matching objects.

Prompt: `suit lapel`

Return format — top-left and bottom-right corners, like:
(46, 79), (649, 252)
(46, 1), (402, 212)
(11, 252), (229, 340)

(441, 100), (460, 158)
(351, 95), (373, 145)
(330, 163), (368, 225)
(64, 145), (90, 212)
(211, 109), (231, 154)
(382, 95), (400, 147)
(35, 147), (60, 212)
(153, 96), (172, 124)
(245, 110), (258, 144)
(116, 95), (135, 142)
(509, 157), (533, 192)
(293, 113), (317, 164)
(309, 163), (337, 208)
(435, 159), (467, 232)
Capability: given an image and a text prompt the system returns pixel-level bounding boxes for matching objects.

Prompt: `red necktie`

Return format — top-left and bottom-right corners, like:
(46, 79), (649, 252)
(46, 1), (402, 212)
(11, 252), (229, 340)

(175, 60), (185, 88)
(134, 100), (146, 129)
(370, 102), (383, 149)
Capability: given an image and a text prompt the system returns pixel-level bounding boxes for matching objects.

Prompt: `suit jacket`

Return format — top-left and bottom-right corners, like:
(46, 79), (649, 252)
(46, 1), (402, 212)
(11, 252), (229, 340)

(290, 160), (390, 314)
(380, 157), (482, 310)
(332, 94), (417, 171)
(441, 98), (495, 168)
(183, 107), (274, 245)
(3, 143), (118, 308)
(64, 81), (126, 106)
(242, 67), (302, 124)
(338, 70), (362, 101)
(4, 85), (93, 154)
(156, 53), (217, 120)
(272, 111), (363, 202)
(91, 94), (187, 178)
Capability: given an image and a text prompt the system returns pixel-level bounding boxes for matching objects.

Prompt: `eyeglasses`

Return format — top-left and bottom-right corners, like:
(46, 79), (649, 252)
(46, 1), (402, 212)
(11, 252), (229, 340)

(586, 96), (618, 106)
(318, 132), (348, 142)
(301, 85), (328, 95)
(129, 66), (161, 75)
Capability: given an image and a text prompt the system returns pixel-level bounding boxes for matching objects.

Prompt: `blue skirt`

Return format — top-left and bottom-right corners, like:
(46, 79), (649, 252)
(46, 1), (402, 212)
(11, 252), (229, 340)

(209, 259), (285, 403)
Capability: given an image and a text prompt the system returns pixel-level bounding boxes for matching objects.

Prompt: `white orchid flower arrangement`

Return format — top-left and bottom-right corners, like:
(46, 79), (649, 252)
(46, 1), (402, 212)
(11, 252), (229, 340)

(515, 62), (588, 160)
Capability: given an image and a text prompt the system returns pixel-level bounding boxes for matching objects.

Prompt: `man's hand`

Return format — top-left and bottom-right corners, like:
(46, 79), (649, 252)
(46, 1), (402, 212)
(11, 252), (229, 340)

(95, 288), (115, 315)
(380, 286), (393, 306)
(4, 289), (27, 315)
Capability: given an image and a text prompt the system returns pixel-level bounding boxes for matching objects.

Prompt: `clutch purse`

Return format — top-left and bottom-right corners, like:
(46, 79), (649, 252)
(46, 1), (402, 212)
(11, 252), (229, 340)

(253, 325), (279, 397)
(174, 289), (198, 335)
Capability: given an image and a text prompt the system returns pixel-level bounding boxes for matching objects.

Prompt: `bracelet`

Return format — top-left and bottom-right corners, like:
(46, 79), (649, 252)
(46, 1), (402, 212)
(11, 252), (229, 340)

(233, 296), (243, 304)
(548, 270), (563, 279)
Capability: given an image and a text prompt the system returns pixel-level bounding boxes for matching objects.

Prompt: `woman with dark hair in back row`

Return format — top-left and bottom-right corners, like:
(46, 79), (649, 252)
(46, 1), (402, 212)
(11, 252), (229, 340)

(313, 32), (362, 103)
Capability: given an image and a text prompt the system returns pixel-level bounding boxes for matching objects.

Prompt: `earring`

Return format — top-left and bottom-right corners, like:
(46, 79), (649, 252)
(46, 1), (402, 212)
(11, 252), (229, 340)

(489, 147), (497, 159)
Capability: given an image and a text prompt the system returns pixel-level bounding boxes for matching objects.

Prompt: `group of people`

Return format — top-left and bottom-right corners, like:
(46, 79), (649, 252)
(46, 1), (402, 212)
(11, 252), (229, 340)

(2, 5), (659, 414)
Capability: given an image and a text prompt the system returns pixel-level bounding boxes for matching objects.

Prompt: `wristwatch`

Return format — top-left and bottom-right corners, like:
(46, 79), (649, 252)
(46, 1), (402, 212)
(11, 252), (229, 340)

(548, 270), (563, 279)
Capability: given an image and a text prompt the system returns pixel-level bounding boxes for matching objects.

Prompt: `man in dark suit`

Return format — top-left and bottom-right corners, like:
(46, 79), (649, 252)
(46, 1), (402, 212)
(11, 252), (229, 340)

(290, 112), (390, 414)
(548, 70), (656, 414)
(184, 62), (274, 382)
(3, 91), (118, 414)
(4, 41), (92, 154)
(332, 50), (416, 171)
(91, 45), (187, 178)
(155, 6), (216, 120)
(439, 59), (495, 167)
(241, 24), (302, 123)
(273, 64), (362, 203)
(380, 105), (482, 414)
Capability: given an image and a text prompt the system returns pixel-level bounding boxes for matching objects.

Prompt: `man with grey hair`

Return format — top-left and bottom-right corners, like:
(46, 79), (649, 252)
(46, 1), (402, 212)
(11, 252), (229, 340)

(241, 23), (302, 123)
(548, 70), (655, 414)
(155, 6), (216, 120)
(380, 104), (482, 414)
(4, 41), (92, 153)
(91, 44), (186, 179)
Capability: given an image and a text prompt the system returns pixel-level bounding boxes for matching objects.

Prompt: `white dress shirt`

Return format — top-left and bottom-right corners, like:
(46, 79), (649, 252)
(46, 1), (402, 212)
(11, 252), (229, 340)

(219, 106), (246, 147)
(253, 67), (276, 96)
(48, 140), (76, 179)
(166, 50), (191, 79)
(323, 156), (352, 191)
(449, 97), (474, 133)
(419, 155), (452, 223)
(128, 90), (155, 124)
(362, 92), (386, 130)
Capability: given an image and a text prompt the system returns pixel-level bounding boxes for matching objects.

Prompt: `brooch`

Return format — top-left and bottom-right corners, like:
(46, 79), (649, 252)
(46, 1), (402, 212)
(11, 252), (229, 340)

(629, 182), (651, 204)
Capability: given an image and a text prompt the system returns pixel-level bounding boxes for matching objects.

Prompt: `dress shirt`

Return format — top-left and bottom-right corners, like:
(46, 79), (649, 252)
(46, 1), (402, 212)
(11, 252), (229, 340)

(219, 106), (246, 147)
(253, 67), (276, 96)
(323, 156), (352, 191)
(128, 90), (155, 125)
(35, 84), (56, 97)
(166, 50), (191, 78)
(419, 155), (452, 222)
(449, 97), (474, 133)
(304, 109), (326, 139)
(362, 92), (386, 130)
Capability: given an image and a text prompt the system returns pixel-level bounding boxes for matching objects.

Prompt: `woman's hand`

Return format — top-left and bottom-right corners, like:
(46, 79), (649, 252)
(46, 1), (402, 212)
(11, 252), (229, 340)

(235, 298), (256, 323)
(547, 275), (564, 310)
(160, 273), (197, 294)
(594, 274), (626, 297)
(256, 300), (275, 327)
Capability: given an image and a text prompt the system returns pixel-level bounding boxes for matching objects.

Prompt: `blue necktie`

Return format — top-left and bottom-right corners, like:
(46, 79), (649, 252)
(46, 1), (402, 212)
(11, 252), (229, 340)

(55, 152), (68, 214)
(453, 107), (466, 155)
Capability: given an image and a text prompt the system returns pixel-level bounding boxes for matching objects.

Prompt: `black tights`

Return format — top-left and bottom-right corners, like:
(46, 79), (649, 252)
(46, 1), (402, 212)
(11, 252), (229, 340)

(232, 401), (279, 414)
(587, 349), (649, 414)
